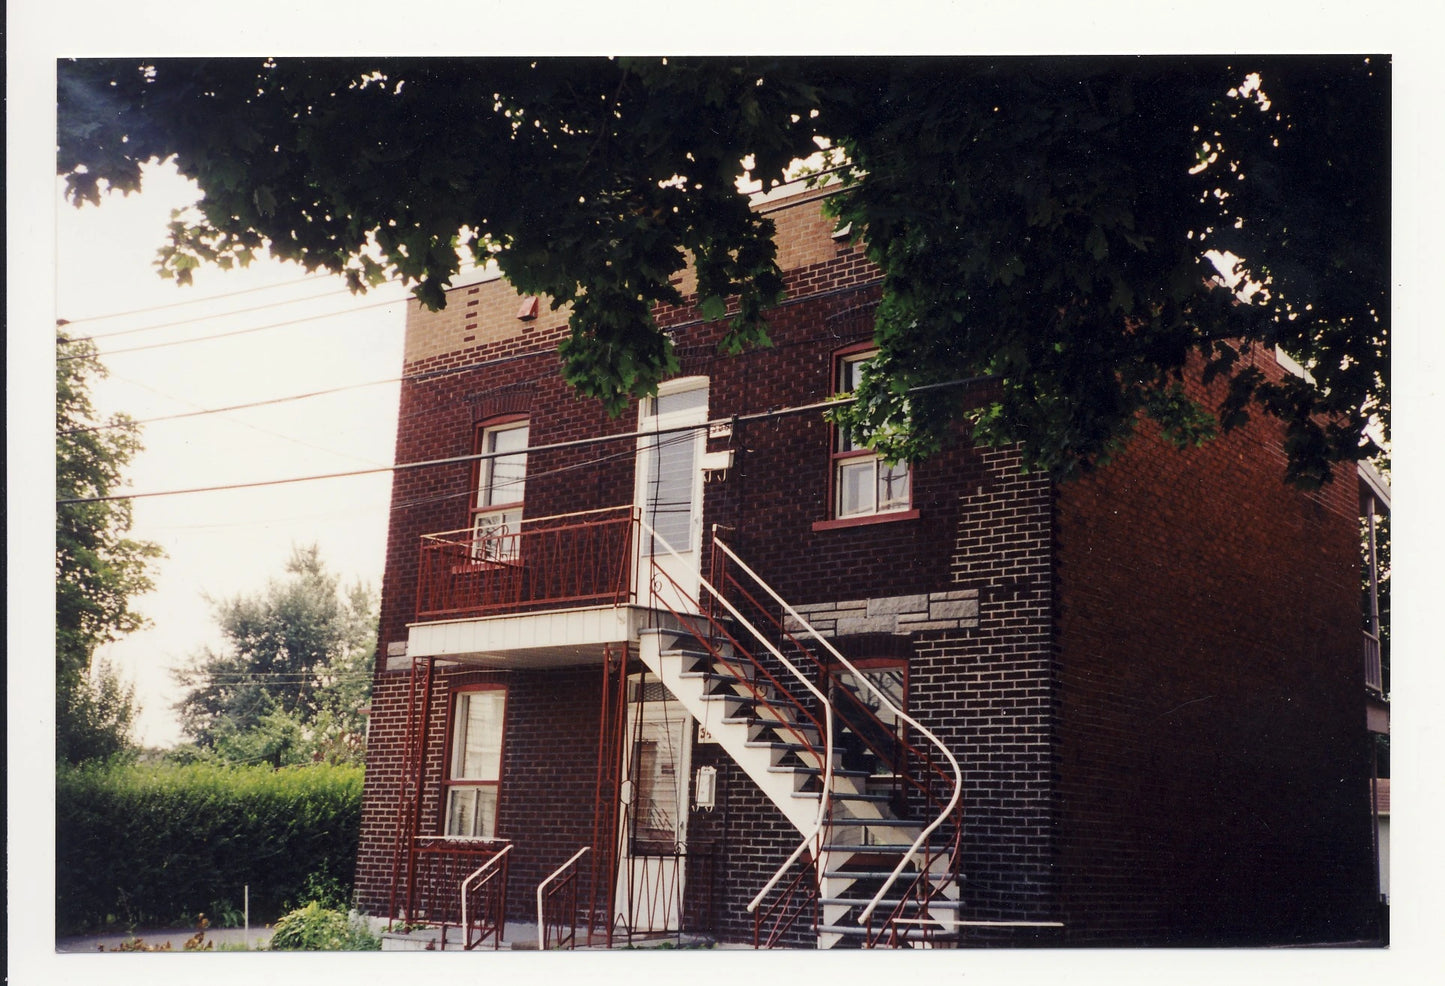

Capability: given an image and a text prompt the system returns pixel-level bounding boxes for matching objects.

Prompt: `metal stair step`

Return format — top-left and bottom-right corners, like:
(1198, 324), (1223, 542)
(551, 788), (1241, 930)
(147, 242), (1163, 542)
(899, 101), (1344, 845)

(775, 764), (872, 778)
(824, 843), (950, 854)
(829, 816), (924, 828)
(823, 868), (953, 881)
(819, 898), (963, 912)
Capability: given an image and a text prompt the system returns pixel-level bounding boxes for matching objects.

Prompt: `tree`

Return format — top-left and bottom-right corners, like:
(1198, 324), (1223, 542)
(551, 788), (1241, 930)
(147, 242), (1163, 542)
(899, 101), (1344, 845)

(57, 57), (1388, 486)
(174, 545), (376, 765)
(56, 327), (163, 763)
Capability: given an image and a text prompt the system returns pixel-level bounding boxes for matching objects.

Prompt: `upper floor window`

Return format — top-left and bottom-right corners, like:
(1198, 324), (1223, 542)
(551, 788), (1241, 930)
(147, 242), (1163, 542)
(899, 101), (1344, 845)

(472, 418), (528, 561)
(832, 349), (911, 519)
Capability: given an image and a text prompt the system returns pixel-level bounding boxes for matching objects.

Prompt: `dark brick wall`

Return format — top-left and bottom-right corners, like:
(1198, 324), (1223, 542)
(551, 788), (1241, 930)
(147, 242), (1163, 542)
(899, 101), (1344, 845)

(1051, 346), (1376, 945)
(913, 447), (1059, 937)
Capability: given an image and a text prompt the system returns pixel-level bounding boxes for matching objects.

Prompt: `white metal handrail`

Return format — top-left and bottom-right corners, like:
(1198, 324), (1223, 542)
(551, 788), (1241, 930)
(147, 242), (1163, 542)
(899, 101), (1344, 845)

(634, 519), (835, 916)
(710, 536), (963, 928)
(459, 843), (513, 943)
(536, 846), (590, 949)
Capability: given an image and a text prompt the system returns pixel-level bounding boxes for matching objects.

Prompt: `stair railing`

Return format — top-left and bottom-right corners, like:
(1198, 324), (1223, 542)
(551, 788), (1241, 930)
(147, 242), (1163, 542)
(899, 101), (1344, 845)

(708, 537), (963, 938)
(635, 519), (835, 934)
(537, 846), (590, 950)
(460, 843), (513, 950)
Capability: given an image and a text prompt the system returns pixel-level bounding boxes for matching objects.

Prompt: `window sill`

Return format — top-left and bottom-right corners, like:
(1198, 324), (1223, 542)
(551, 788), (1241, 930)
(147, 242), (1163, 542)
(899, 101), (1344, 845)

(811, 509), (919, 533)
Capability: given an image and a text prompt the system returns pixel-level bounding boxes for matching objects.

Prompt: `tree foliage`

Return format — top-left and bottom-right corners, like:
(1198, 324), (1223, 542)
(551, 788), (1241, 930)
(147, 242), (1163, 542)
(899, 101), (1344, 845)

(56, 328), (163, 763)
(174, 545), (376, 765)
(57, 56), (1388, 485)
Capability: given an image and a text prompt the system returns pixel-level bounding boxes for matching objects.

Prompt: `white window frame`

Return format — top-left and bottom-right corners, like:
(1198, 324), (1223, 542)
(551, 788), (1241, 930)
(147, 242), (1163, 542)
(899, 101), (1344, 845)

(471, 419), (528, 561)
(832, 349), (912, 519)
(443, 686), (507, 839)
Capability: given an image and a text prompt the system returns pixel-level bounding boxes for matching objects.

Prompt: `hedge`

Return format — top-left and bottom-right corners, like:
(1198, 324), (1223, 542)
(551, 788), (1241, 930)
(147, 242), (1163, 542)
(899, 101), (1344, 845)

(56, 762), (364, 934)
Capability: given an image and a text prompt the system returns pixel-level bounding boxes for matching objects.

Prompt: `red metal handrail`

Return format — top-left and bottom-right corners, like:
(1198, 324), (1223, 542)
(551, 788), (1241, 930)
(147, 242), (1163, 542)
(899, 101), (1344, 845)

(537, 847), (590, 950)
(415, 506), (636, 619)
(461, 843), (512, 950)
(409, 837), (509, 948)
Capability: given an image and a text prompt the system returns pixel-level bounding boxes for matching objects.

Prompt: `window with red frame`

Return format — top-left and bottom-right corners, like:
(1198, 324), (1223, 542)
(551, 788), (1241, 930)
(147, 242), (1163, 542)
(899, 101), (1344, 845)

(832, 349), (911, 519)
(443, 685), (507, 838)
(470, 418), (528, 561)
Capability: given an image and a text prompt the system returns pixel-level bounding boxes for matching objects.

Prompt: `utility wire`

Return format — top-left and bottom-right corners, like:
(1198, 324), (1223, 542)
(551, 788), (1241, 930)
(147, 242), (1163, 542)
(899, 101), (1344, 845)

(56, 292), (410, 362)
(56, 376), (996, 506)
(60, 376), (402, 435)
(60, 259), (493, 334)
(60, 284), (361, 343)
(58, 272), (336, 326)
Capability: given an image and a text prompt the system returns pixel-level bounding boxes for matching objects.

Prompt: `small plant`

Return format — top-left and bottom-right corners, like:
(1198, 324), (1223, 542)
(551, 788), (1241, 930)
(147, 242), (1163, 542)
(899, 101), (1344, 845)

(208, 899), (245, 928)
(270, 902), (380, 951)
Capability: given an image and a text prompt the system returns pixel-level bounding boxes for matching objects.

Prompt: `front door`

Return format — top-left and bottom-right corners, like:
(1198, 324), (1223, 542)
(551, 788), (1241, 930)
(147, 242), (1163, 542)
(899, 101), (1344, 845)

(635, 377), (708, 612)
(614, 676), (692, 934)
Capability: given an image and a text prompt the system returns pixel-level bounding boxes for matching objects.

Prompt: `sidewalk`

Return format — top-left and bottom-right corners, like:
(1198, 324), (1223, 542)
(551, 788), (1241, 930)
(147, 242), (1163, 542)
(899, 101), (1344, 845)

(56, 925), (269, 952)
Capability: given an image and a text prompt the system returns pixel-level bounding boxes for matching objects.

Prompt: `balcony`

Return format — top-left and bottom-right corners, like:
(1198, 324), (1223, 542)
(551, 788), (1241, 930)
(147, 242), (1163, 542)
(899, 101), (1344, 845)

(408, 506), (669, 669)
(417, 506), (638, 620)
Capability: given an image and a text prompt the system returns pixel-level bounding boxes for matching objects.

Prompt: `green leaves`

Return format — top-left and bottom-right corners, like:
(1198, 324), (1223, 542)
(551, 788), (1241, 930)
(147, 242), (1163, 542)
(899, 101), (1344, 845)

(56, 331), (164, 764)
(58, 56), (1387, 485)
(173, 545), (377, 765)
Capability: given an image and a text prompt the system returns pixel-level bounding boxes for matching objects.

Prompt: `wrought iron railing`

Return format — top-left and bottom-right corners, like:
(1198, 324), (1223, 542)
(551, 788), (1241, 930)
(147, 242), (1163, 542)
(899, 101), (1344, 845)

(634, 521), (836, 945)
(408, 837), (510, 948)
(706, 536), (963, 948)
(416, 506), (636, 620)
(460, 843), (512, 950)
(537, 847), (590, 950)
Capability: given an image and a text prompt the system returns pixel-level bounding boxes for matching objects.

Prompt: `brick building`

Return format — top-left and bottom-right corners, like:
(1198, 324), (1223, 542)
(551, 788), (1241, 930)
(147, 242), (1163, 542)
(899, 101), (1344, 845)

(353, 180), (1381, 948)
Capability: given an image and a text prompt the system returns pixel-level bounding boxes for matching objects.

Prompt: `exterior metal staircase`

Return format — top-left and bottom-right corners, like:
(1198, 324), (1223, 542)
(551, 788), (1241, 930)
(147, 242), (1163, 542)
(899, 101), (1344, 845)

(636, 528), (964, 948)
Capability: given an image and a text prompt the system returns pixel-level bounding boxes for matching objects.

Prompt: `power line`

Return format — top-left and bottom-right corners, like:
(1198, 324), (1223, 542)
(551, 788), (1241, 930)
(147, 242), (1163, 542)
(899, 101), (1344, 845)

(58, 272), (336, 326)
(55, 376), (996, 506)
(61, 284), (359, 343)
(56, 291), (410, 362)
(59, 260), (493, 333)
(59, 376), (402, 435)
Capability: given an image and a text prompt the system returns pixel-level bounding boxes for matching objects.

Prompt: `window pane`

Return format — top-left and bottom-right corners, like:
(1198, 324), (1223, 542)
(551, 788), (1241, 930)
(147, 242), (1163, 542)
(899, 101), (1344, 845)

(878, 460), (911, 511)
(642, 432), (696, 551)
(481, 424), (528, 508)
(454, 691), (505, 780)
(631, 711), (687, 855)
(839, 354), (869, 393)
(837, 459), (876, 517)
(653, 386), (707, 417)
(445, 786), (499, 838)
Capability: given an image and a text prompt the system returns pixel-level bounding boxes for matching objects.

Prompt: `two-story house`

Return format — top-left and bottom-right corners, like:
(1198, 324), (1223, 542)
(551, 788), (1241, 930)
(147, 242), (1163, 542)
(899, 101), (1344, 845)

(352, 179), (1381, 949)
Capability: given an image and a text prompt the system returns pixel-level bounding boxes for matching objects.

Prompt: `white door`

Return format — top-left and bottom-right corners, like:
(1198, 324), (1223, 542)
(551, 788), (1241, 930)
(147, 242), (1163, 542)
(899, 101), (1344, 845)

(635, 378), (708, 612)
(615, 676), (692, 934)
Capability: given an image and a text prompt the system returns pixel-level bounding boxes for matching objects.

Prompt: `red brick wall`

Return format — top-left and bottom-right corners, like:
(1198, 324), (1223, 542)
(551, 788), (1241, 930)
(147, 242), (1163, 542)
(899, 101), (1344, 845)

(1052, 347), (1376, 944)
(356, 184), (1375, 947)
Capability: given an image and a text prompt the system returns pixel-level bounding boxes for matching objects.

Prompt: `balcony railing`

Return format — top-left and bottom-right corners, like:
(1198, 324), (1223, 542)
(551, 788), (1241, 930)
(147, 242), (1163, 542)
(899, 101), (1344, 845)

(1363, 630), (1384, 694)
(416, 506), (638, 621)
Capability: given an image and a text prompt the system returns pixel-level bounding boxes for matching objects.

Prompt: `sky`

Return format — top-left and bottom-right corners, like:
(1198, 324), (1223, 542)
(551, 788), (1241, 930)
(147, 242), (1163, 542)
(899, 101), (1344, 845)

(55, 162), (409, 747)
(10, 2), (1445, 983)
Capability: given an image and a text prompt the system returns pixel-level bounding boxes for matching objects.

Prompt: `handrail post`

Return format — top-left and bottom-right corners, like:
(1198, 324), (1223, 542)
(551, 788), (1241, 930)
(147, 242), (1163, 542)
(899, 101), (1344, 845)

(537, 847), (590, 950)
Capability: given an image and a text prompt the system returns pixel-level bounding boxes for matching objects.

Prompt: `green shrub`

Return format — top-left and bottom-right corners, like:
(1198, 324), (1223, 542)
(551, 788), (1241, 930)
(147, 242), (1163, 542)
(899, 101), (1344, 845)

(56, 761), (364, 934)
(270, 902), (380, 951)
